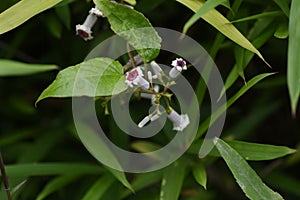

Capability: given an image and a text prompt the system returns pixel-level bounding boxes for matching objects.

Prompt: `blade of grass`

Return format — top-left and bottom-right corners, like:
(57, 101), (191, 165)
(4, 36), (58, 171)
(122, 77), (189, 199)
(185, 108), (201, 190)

(0, 59), (58, 76)
(176, 0), (269, 65)
(197, 73), (275, 141)
(183, 0), (227, 34)
(273, 0), (290, 17)
(160, 159), (186, 200)
(3, 163), (104, 177)
(0, 0), (62, 35)
(36, 175), (81, 200)
(230, 11), (282, 24)
(82, 174), (115, 200)
(288, 0), (300, 116)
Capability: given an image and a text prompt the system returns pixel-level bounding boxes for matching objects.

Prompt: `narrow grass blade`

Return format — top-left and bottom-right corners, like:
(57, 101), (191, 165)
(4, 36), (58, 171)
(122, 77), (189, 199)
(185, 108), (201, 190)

(214, 138), (284, 200)
(82, 174), (115, 200)
(121, 171), (162, 199)
(36, 175), (80, 200)
(230, 11), (282, 24)
(3, 163), (104, 177)
(176, 0), (268, 65)
(183, 0), (227, 34)
(160, 159), (186, 200)
(0, 0), (62, 35)
(197, 73), (275, 140)
(288, 0), (300, 115)
(273, 0), (290, 17)
(0, 59), (58, 76)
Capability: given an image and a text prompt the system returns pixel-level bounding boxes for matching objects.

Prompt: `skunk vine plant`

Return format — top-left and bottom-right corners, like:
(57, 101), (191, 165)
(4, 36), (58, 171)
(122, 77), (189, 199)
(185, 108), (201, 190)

(0, 0), (299, 200)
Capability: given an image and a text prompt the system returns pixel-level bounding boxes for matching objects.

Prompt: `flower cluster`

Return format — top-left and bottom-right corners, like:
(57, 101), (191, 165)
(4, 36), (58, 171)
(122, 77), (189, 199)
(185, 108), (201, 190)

(124, 56), (190, 131)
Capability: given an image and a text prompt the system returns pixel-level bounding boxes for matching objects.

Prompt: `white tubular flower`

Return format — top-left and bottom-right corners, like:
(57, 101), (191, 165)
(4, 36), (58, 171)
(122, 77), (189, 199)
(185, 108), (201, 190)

(126, 54), (143, 66)
(147, 71), (153, 83)
(125, 67), (150, 90)
(150, 61), (163, 76)
(169, 58), (187, 78)
(150, 114), (160, 121)
(76, 7), (105, 41)
(76, 13), (97, 41)
(167, 109), (190, 131)
(138, 116), (150, 128)
(138, 114), (160, 128)
(89, 7), (104, 17)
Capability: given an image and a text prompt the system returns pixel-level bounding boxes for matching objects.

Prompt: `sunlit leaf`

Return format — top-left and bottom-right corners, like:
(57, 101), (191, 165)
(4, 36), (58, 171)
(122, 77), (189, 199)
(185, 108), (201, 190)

(176, 0), (268, 65)
(215, 138), (284, 200)
(124, 0), (136, 5)
(0, 59), (57, 76)
(36, 57), (127, 104)
(0, 0), (62, 35)
(183, 0), (227, 34)
(288, 0), (300, 115)
(94, 0), (161, 62)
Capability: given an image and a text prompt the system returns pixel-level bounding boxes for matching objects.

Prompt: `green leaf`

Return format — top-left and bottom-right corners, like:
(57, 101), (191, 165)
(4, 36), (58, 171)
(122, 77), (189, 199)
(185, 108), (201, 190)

(230, 11), (282, 24)
(176, 0), (269, 65)
(288, 0), (300, 115)
(0, 0), (62, 35)
(124, 0), (136, 5)
(36, 57), (127, 104)
(121, 171), (162, 199)
(106, 168), (134, 192)
(192, 163), (207, 189)
(94, 0), (161, 62)
(0, 59), (58, 76)
(196, 73), (275, 140)
(273, 0), (290, 17)
(183, 0), (227, 34)
(82, 174), (115, 200)
(3, 163), (104, 177)
(274, 22), (289, 39)
(210, 140), (296, 161)
(220, 26), (276, 99)
(160, 159), (186, 200)
(214, 138), (284, 200)
(55, 5), (71, 29)
(46, 14), (63, 38)
(75, 123), (133, 192)
(36, 175), (80, 200)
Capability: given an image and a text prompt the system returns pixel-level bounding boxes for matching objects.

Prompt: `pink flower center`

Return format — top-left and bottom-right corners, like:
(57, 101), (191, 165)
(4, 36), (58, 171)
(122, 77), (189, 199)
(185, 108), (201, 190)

(127, 69), (139, 81)
(176, 60), (186, 68)
(77, 29), (89, 39)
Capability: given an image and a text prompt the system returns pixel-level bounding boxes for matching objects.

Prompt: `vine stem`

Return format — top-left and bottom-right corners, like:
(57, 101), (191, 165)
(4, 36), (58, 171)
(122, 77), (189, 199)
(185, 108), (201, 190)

(0, 151), (12, 200)
(126, 43), (136, 68)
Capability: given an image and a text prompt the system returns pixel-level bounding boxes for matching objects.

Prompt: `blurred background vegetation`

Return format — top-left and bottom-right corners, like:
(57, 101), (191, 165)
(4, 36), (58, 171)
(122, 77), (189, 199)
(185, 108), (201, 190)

(0, 0), (299, 199)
